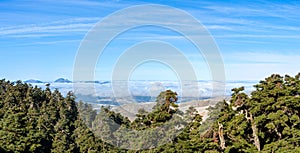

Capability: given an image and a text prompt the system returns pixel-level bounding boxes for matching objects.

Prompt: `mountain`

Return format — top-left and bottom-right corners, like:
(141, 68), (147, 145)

(81, 80), (101, 84)
(54, 78), (72, 83)
(24, 79), (43, 83)
(111, 98), (219, 121)
(76, 81), (110, 84)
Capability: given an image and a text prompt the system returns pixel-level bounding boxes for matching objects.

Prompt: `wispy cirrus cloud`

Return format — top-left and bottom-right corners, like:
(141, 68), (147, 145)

(214, 34), (300, 39)
(202, 1), (300, 19)
(185, 1), (300, 40)
(0, 17), (100, 38)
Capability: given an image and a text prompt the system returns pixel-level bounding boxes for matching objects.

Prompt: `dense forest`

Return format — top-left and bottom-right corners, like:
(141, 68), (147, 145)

(1, 73), (300, 152)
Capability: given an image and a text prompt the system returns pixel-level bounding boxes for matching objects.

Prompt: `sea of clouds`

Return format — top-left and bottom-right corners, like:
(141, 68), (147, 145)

(30, 80), (257, 106)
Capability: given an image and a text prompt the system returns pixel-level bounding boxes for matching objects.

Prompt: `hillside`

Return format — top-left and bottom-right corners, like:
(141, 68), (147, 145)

(1, 73), (300, 152)
(112, 98), (224, 121)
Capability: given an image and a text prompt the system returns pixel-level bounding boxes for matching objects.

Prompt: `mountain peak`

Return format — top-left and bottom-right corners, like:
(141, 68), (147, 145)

(24, 79), (43, 83)
(54, 78), (72, 83)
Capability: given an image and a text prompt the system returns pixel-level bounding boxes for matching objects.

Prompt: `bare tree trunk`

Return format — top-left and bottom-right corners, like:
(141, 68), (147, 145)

(166, 99), (170, 113)
(245, 110), (261, 151)
(213, 131), (219, 143)
(218, 121), (226, 149)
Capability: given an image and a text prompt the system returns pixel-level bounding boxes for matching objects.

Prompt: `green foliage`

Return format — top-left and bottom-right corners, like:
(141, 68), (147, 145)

(1, 72), (300, 152)
(77, 101), (97, 128)
(0, 79), (104, 152)
(212, 73), (300, 152)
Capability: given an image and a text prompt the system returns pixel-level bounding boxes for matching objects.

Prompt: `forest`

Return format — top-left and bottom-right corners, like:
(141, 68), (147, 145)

(1, 73), (300, 152)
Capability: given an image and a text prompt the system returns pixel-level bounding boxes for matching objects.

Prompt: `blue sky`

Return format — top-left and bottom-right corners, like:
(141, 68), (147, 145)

(1, 0), (300, 81)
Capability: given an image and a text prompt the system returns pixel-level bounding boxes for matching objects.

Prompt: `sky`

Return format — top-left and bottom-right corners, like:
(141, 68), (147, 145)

(1, 0), (300, 81)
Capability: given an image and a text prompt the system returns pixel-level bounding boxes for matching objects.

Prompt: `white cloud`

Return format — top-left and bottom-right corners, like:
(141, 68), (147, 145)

(0, 17), (99, 38)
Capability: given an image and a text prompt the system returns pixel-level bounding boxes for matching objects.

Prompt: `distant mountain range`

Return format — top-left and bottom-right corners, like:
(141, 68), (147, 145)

(24, 78), (72, 83)
(24, 78), (257, 84)
(24, 78), (112, 84)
